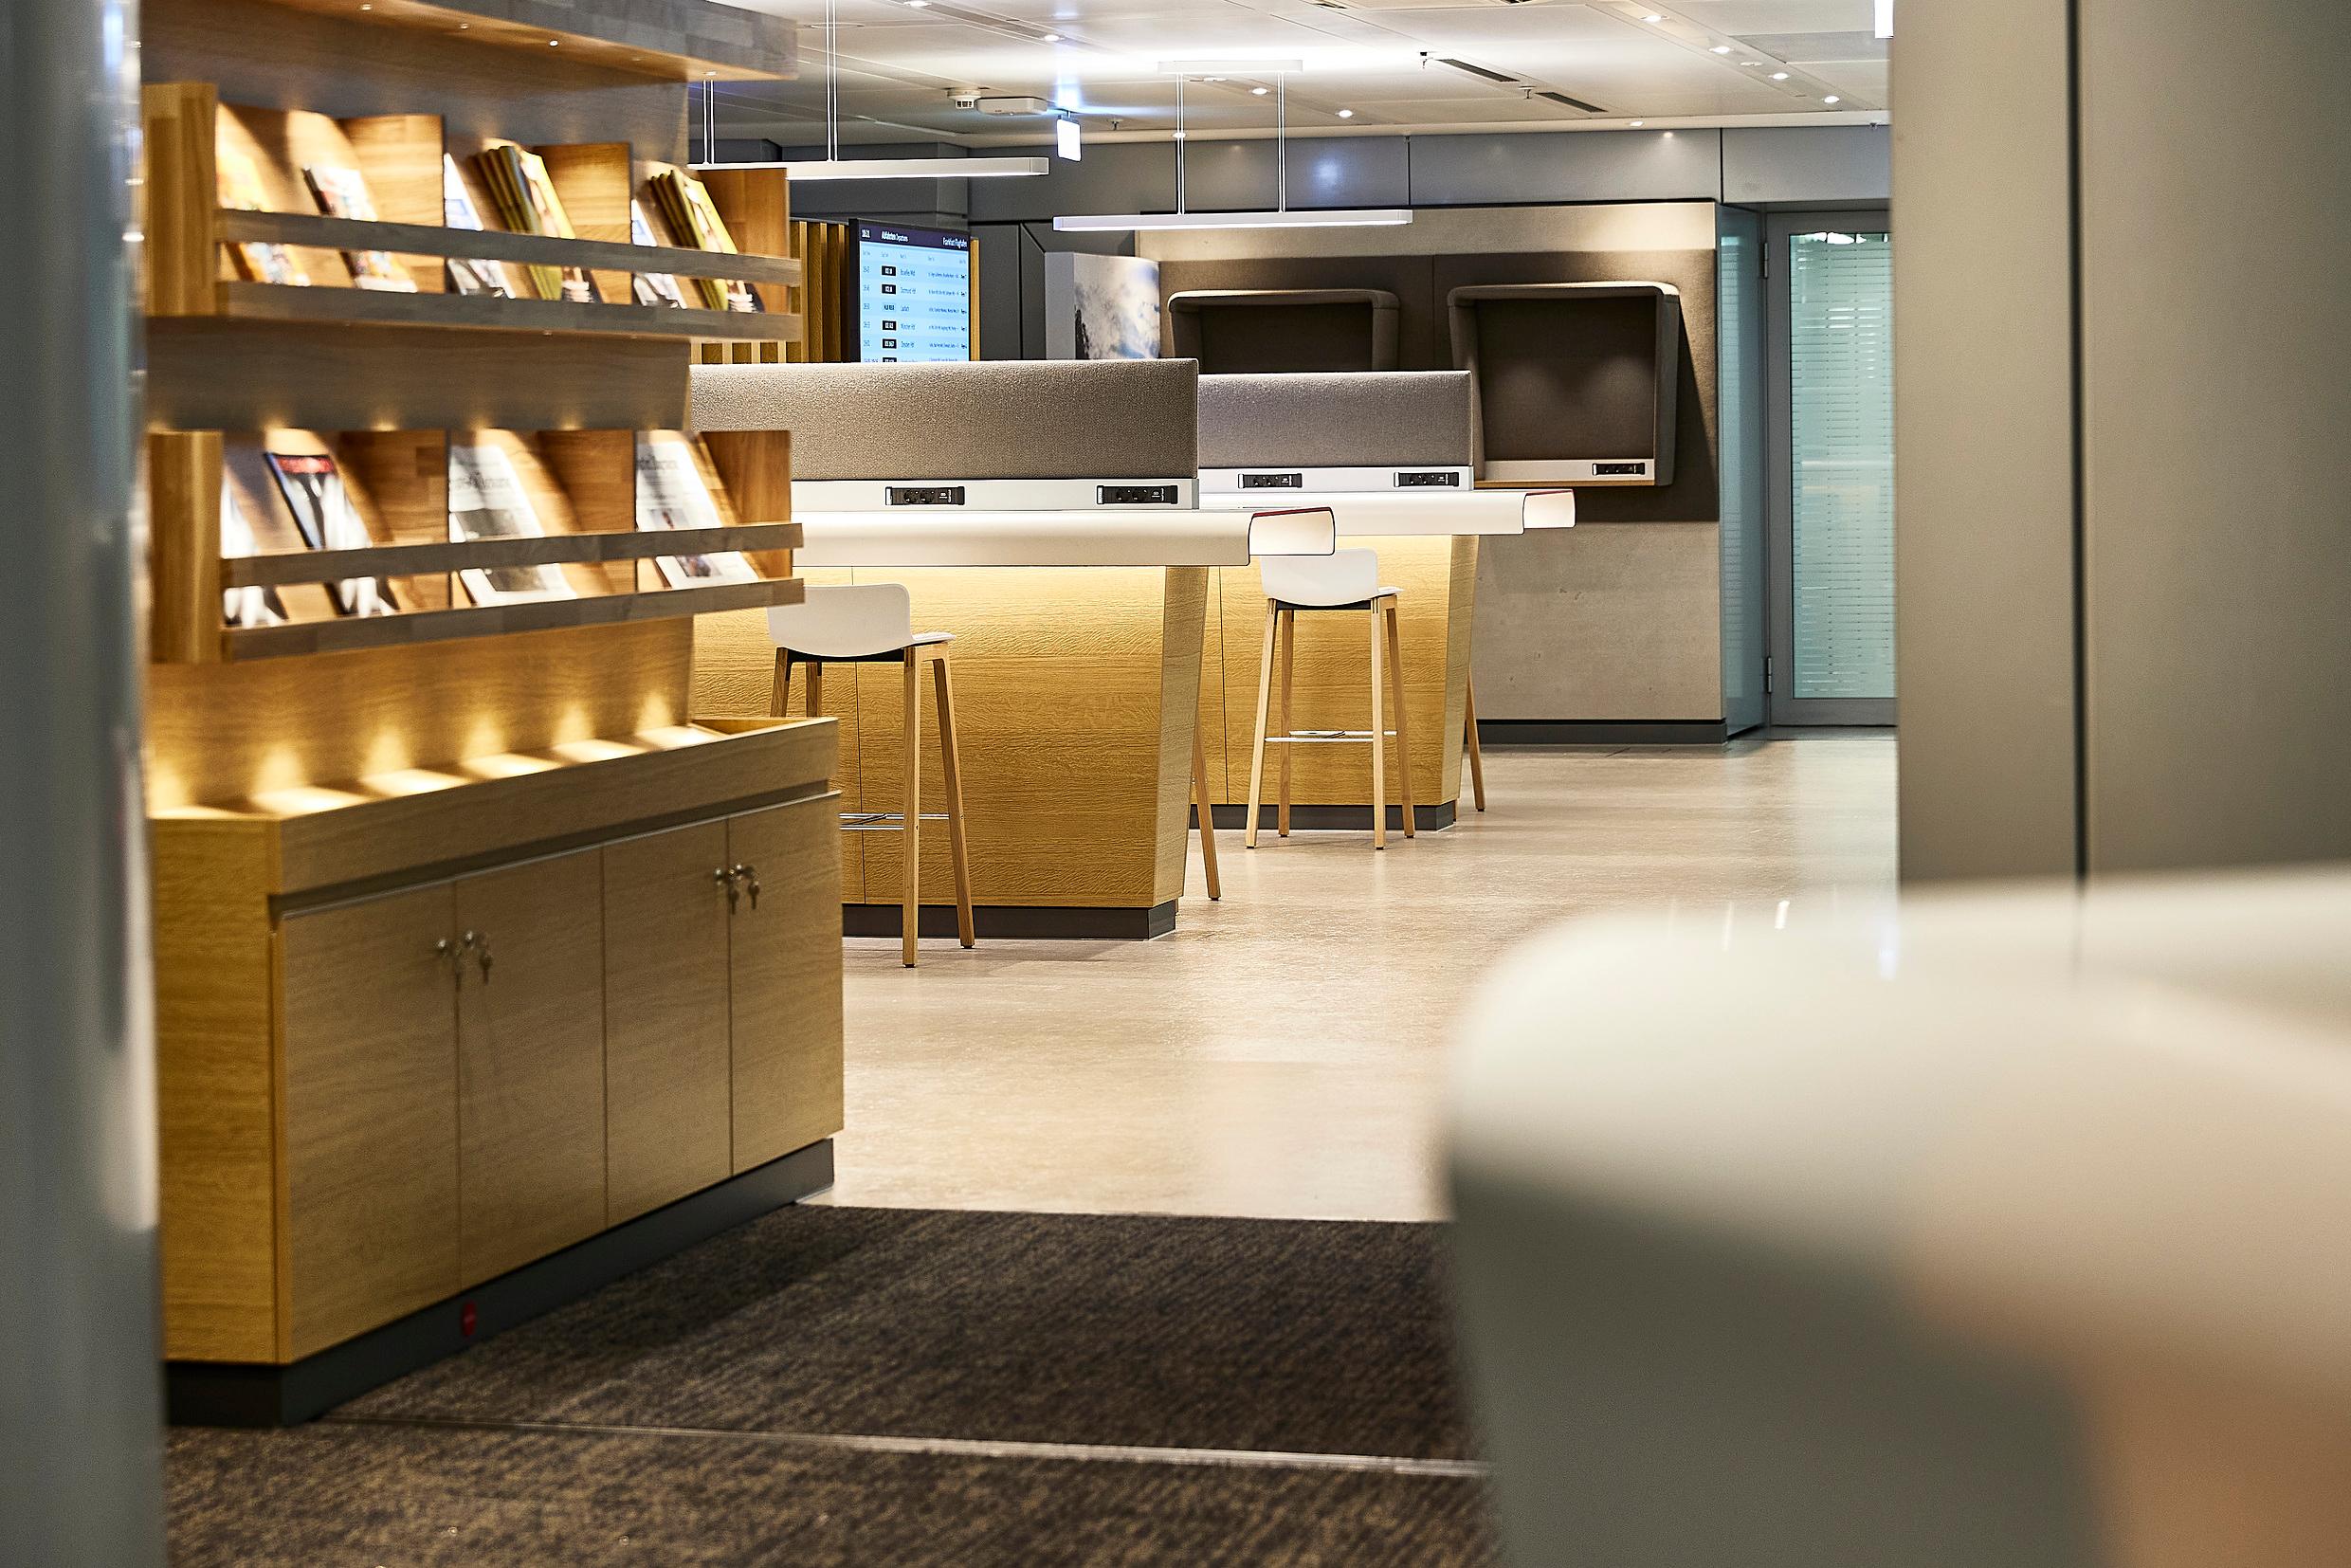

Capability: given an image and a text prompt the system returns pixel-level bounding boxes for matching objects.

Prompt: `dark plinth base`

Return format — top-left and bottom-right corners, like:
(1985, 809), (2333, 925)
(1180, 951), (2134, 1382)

(1477, 720), (1740, 746)
(844, 901), (1178, 941)
(1204, 801), (1456, 833)
(166, 1140), (835, 1430)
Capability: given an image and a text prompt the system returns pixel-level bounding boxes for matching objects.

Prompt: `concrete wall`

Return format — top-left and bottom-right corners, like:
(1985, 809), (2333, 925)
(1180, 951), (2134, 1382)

(1895, 0), (2351, 881)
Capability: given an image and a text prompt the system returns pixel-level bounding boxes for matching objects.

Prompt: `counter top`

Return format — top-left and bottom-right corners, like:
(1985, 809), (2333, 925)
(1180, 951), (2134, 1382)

(1197, 487), (1574, 537)
(793, 506), (1336, 568)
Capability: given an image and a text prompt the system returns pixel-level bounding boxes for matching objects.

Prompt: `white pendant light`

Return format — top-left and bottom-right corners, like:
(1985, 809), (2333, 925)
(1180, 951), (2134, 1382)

(695, 1), (1047, 182)
(1053, 71), (1413, 233)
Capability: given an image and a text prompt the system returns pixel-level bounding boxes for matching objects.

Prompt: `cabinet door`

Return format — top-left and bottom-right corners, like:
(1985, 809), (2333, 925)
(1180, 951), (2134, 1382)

(455, 848), (607, 1286)
(729, 795), (846, 1171)
(282, 882), (460, 1359)
(603, 822), (735, 1223)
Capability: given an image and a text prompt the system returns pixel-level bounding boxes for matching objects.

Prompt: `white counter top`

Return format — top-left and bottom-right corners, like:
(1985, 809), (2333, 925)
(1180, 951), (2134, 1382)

(793, 506), (1336, 568)
(1197, 487), (1575, 537)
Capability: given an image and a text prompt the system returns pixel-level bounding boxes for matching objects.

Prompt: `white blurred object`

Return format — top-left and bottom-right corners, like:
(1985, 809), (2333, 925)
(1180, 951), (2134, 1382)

(1449, 868), (2351, 1568)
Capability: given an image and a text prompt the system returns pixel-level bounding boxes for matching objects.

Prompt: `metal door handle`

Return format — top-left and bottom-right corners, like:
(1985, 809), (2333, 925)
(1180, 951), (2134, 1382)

(733, 863), (761, 910)
(459, 929), (491, 983)
(717, 866), (740, 912)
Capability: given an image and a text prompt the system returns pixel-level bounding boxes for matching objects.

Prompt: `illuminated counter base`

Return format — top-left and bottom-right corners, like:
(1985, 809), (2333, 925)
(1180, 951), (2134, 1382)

(1200, 536), (1479, 830)
(696, 568), (1208, 939)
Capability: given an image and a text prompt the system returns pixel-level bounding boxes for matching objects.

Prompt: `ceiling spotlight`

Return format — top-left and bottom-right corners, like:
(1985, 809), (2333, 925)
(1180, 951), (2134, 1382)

(1642, 13), (1663, 22)
(1709, 45), (1731, 53)
(1250, 85), (1269, 96)
(1823, 94), (1842, 104)
(1771, 71), (1790, 80)
(1337, 108), (1355, 119)
(1629, 119), (1645, 127)
(1040, 31), (1061, 42)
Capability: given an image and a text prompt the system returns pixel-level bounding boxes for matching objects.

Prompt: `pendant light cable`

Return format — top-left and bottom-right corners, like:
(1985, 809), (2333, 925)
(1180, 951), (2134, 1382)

(1276, 74), (1287, 212)
(1176, 76), (1188, 215)
(825, 0), (841, 163)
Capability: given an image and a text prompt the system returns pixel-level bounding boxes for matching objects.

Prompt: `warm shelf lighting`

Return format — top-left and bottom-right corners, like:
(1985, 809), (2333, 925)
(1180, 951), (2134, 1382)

(1054, 209), (1412, 232)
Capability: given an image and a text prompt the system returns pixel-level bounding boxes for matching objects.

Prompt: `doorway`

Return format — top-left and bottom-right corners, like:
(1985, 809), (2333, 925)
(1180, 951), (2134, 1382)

(1766, 211), (1895, 726)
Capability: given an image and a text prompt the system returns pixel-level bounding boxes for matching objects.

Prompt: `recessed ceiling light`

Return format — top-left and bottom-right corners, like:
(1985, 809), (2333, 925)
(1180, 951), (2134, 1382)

(1823, 95), (1841, 104)
(1250, 86), (1269, 96)
(1642, 13), (1664, 22)
(1629, 119), (1645, 127)
(1040, 32), (1061, 43)
(1172, 130), (1186, 140)
(1771, 71), (1790, 80)
(1337, 108), (1355, 119)
(1709, 45), (1731, 54)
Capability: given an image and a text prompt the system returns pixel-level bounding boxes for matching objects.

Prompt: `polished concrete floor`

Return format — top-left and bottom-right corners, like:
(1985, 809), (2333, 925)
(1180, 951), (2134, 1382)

(826, 735), (1897, 1224)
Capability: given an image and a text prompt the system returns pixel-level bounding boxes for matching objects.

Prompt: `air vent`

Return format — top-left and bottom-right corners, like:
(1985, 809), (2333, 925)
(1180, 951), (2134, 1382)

(1437, 58), (1517, 84)
(1538, 91), (1609, 114)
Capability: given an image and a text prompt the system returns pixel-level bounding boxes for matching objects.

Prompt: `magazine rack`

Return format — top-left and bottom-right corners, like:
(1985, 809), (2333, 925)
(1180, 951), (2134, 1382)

(140, 0), (847, 1426)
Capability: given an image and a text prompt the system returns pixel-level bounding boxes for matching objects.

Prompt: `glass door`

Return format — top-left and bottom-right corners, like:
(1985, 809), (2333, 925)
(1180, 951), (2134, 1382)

(1767, 211), (1895, 725)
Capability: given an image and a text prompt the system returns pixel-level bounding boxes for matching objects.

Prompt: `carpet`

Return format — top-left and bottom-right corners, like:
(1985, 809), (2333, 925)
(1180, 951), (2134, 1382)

(169, 1208), (1495, 1566)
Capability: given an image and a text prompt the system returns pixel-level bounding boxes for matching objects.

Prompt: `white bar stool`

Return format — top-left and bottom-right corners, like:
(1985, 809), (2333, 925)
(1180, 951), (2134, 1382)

(1246, 549), (1416, 850)
(768, 584), (973, 967)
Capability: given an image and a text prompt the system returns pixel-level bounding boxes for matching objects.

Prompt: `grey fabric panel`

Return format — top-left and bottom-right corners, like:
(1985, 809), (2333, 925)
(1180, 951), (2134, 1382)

(688, 359), (1200, 480)
(1197, 373), (1473, 468)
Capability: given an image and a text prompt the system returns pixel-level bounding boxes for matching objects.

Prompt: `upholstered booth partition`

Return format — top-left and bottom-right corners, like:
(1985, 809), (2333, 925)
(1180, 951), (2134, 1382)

(1449, 282), (1683, 485)
(687, 358), (1216, 938)
(1196, 370), (1471, 472)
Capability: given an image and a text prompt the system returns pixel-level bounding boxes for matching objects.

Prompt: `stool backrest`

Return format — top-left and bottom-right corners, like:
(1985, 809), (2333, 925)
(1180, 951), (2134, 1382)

(768, 583), (914, 659)
(1262, 547), (1381, 608)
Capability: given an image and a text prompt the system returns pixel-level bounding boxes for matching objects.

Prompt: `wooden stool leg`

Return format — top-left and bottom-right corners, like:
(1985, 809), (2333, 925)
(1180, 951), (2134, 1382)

(1464, 672), (1486, 812)
(901, 649), (921, 967)
(1276, 608), (1296, 838)
(1192, 717), (1221, 900)
(1245, 601), (1277, 849)
(807, 660), (825, 722)
(932, 651), (975, 948)
(772, 650), (793, 719)
(1368, 604), (1387, 849)
(1385, 601), (1415, 839)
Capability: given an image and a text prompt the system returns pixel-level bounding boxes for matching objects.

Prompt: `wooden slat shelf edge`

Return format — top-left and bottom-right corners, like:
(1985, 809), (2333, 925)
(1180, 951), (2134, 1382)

(223, 522), (802, 588)
(219, 210), (804, 288)
(208, 281), (803, 344)
(220, 576), (805, 662)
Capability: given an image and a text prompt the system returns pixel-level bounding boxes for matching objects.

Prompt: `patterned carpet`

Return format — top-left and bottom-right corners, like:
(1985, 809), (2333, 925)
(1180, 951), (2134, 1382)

(168, 1208), (1496, 1566)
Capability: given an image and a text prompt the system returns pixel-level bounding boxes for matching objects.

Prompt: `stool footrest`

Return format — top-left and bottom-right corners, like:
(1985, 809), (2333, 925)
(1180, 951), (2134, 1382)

(1265, 730), (1397, 744)
(842, 811), (955, 831)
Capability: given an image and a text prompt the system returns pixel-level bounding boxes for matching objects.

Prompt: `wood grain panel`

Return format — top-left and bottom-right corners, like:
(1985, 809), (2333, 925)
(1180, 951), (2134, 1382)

(153, 819), (282, 1362)
(539, 142), (635, 308)
(282, 881), (460, 1358)
(151, 431), (227, 665)
(143, 82), (222, 316)
(848, 567), (1191, 910)
(729, 795), (846, 1170)
(1152, 568), (1210, 905)
(602, 821), (735, 1222)
(1207, 535), (1469, 811)
(454, 848), (607, 1285)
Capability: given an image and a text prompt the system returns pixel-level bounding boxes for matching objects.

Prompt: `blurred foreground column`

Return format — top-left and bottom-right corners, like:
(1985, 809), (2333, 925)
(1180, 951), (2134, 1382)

(0, 0), (166, 1562)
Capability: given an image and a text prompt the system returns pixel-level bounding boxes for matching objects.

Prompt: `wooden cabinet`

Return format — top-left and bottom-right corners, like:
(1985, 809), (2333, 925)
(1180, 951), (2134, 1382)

(282, 884), (461, 1359)
(604, 822), (736, 1223)
(731, 795), (847, 1171)
(455, 849), (609, 1286)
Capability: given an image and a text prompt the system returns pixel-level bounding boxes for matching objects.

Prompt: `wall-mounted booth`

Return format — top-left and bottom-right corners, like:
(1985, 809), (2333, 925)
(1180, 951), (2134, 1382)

(1167, 288), (1402, 374)
(1448, 282), (1683, 486)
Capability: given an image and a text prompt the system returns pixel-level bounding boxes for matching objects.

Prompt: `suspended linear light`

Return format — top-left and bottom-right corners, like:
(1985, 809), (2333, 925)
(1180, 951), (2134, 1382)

(694, 0), (1046, 182)
(1052, 72), (1413, 233)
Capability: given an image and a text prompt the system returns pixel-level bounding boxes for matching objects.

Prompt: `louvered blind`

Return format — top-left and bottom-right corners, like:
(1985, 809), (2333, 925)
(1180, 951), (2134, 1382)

(1789, 229), (1895, 701)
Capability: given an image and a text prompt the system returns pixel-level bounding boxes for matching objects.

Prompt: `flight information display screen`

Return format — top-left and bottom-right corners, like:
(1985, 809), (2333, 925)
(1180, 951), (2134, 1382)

(852, 223), (973, 362)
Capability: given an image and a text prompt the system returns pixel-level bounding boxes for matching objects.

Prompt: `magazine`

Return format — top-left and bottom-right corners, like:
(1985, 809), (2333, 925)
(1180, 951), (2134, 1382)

(649, 170), (761, 313)
(441, 154), (513, 298)
(263, 450), (399, 617)
(447, 439), (577, 606)
(473, 145), (601, 304)
(218, 477), (289, 629)
(301, 164), (417, 293)
(635, 433), (756, 589)
(217, 152), (310, 287)
(629, 202), (688, 308)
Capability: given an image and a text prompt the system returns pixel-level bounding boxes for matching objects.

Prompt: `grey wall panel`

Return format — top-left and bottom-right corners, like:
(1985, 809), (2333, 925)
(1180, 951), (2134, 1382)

(976, 221), (1025, 362)
(1892, 0), (2080, 882)
(1721, 126), (1890, 207)
(689, 359), (1199, 480)
(1472, 524), (1726, 721)
(1409, 130), (1721, 207)
(2075, 0), (2351, 872)
(1198, 373), (1473, 469)
(1287, 137), (1412, 210)
(1185, 140), (1279, 213)
(969, 141), (1172, 226)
